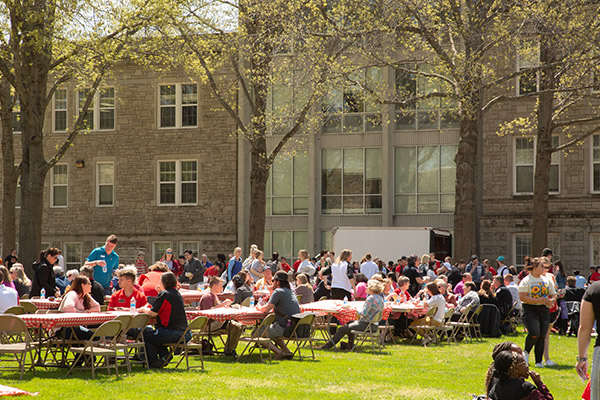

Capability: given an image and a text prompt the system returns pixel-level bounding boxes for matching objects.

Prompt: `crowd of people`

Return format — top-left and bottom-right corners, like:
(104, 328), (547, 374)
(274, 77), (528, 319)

(2, 236), (600, 398)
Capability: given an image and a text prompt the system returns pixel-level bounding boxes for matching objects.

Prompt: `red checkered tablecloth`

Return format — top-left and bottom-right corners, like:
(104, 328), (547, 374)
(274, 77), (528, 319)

(0, 384), (34, 397)
(26, 298), (61, 310)
(300, 300), (395, 325)
(19, 312), (121, 330)
(187, 307), (268, 325)
(180, 288), (206, 304)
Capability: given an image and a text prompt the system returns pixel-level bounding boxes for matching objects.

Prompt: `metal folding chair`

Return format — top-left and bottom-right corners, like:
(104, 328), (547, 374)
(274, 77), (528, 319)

(351, 310), (384, 352)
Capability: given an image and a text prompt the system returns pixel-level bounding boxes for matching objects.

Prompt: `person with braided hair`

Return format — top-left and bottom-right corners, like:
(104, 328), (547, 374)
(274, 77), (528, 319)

(485, 341), (523, 397)
(488, 350), (554, 400)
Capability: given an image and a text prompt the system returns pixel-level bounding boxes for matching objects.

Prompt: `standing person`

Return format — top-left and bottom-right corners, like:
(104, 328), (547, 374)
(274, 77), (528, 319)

(178, 249), (204, 286)
(85, 234), (120, 295)
(161, 248), (182, 276)
(135, 251), (148, 276)
(402, 255), (427, 297)
(56, 250), (65, 272)
(466, 255), (484, 286)
(108, 268), (147, 310)
(249, 250), (267, 282)
(9, 263), (31, 298)
(0, 266), (19, 313)
(279, 256), (291, 273)
(256, 270), (301, 360)
(140, 272), (190, 369)
(577, 281), (600, 397)
(330, 249), (356, 300)
(266, 252), (280, 274)
(518, 257), (556, 367)
(554, 261), (567, 290)
(30, 248), (60, 298)
(227, 247), (243, 282)
(205, 254), (226, 278)
(200, 254), (213, 272)
(3, 249), (18, 269)
(360, 253), (378, 279)
(297, 250), (316, 277)
(242, 245), (258, 271)
(497, 256), (509, 277)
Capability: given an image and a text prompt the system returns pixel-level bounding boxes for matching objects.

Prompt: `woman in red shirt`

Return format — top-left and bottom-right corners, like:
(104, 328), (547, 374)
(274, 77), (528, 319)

(138, 262), (170, 297)
(160, 248), (182, 276)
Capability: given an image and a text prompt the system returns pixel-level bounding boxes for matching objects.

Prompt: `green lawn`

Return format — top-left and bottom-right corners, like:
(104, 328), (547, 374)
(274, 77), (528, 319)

(2, 333), (586, 399)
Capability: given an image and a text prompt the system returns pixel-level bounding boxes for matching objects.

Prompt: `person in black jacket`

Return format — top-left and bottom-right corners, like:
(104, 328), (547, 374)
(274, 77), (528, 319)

(80, 265), (106, 305)
(30, 248), (60, 297)
(493, 275), (515, 320)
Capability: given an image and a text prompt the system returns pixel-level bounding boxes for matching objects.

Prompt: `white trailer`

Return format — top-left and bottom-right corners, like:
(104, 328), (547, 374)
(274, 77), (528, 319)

(331, 227), (452, 262)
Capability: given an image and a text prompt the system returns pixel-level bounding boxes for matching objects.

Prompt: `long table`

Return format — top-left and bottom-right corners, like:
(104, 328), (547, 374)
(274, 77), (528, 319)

(187, 307), (267, 325)
(300, 300), (426, 325)
(25, 298), (61, 310)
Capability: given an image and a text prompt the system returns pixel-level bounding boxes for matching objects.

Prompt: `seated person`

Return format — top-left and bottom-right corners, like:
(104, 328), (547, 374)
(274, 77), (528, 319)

(54, 266), (69, 295)
(232, 271), (253, 305)
(256, 271), (301, 359)
(478, 279), (498, 306)
(108, 268), (147, 310)
(294, 273), (314, 304)
(138, 262), (169, 298)
(487, 350), (554, 400)
(254, 268), (274, 292)
(452, 281), (480, 321)
(140, 272), (190, 368)
(0, 266), (19, 313)
(564, 276), (585, 302)
(354, 273), (368, 301)
(409, 281), (446, 345)
(79, 265), (106, 306)
(58, 276), (101, 340)
(199, 277), (242, 355)
(436, 279), (457, 306)
(320, 279), (385, 350)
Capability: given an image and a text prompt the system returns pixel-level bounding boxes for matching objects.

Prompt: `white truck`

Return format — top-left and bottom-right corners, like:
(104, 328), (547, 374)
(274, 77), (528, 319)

(331, 227), (452, 262)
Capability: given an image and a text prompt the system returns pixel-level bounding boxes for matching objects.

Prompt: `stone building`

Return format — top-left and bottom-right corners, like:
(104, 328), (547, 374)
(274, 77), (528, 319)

(2, 63), (238, 268)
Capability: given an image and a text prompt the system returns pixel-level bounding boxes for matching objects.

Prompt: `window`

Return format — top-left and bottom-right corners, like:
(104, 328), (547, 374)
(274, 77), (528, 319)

(268, 69), (309, 135)
(64, 243), (82, 270)
(514, 136), (559, 195)
(591, 135), (600, 193)
(395, 64), (458, 130)
(158, 160), (197, 205)
(322, 67), (382, 133)
(517, 39), (539, 95)
(513, 234), (531, 268)
(266, 151), (309, 215)
(159, 83), (198, 128)
(321, 148), (382, 214)
(180, 242), (199, 258)
(97, 162), (114, 206)
(394, 145), (457, 214)
(54, 89), (67, 132)
(78, 87), (115, 130)
(51, 164), (68, 207)
(264, 231), (308, 261)
(12, 95), (20, 133)
(592, 233), (600, 265)
(153, 242), (171, 263)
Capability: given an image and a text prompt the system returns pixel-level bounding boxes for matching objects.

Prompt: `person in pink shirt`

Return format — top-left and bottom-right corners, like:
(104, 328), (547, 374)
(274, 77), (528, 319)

(58, 276), (101, 340)
(453, 273), (472, 296)
(354, 273), (368, 300)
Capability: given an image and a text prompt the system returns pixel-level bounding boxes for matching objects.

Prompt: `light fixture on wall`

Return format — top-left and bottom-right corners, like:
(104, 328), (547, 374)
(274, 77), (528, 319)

(75, 159), (85, 168)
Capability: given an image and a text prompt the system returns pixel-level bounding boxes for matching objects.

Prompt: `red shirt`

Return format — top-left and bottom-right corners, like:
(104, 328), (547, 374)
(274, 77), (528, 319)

(395, 265), (404, 274)
(489, 266), (497, 275)
(108, 287), (147, 310)
(292, 260), (301, 272)
(280, 262), (291, 272)
(204, 265), (220, 277)
(138, 271), (164, 297)
(590, 272), (600, 282)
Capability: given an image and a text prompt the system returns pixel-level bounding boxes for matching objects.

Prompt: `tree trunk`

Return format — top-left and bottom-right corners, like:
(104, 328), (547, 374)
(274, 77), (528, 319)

(0, 79), (18, 257)
(248, 136), (269, 249)
(531, 36), (556, 257)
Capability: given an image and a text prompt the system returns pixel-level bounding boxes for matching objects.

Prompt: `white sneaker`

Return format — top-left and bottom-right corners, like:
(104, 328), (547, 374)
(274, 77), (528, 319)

(524, 351), (529, 364)
(534, 362), (545, 368)
(545, 360), (557, 367)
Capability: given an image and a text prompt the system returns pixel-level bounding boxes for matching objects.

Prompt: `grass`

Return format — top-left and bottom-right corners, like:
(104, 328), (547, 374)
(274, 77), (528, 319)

(1, 332), (586, 399)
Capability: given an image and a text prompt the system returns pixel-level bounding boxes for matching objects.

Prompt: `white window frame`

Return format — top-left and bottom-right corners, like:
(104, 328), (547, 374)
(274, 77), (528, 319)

(157, 160), (198, 206)
(77, 87), (116, 131)
(513, 233), (531, 268)
(64, 242), (82, 270)
(513, 136), (560, 195)
(266, 150), (309, 216)
(53, 88), (68, 132)
(50, 164), (68, 208)
(153, 242), (172, 263)
(516, 39), (540, 95)
(180, 241), (199, 257)
(96, 162), (115, 207)
(158, 83), (198, 129)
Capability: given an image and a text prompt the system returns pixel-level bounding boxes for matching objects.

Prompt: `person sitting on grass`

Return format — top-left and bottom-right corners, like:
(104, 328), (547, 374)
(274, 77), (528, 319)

(140, 272), (190, 368)
(319, 279), (385, 351)
(487, 350), (554, 400)
(108, 268), (147, 311)
(255, 270), (301, 360)
(485, 341), (523, 398)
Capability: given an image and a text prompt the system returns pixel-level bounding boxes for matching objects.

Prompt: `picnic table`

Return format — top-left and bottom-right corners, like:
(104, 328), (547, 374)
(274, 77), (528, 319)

(187, 307), (267, 326)
(26, 298), (61, 310)
(19, 312), (122, 330)
(300, 300), (426, 325)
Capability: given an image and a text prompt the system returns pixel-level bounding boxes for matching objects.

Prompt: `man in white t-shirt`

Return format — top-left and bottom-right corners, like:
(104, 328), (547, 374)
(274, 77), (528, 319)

(360, 253), (378, 279)
(504, 274), (522, 311)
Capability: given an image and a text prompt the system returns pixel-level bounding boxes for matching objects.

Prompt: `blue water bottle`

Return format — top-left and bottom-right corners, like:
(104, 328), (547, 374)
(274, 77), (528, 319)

(130, 297), (136, 312)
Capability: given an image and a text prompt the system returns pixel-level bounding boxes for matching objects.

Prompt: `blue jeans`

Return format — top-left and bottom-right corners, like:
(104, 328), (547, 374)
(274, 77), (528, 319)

(143, 327), (191, 363)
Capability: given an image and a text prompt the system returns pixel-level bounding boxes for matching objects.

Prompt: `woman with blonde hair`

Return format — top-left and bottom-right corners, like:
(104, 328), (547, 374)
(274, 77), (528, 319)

(139, 262), (170, 297)
(320, 279), (385, 350)
(297, 249), (316, 276)
(10, 263), (31, 298)
(227, 247), (243, 281)
(294, 273), (314, 304)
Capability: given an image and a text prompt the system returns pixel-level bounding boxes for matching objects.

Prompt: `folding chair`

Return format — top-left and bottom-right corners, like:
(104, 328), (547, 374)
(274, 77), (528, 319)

(410, 307), (439, 346)
(566, 301), (581, 336)
(19, 301), (38, 314)
(163, 316), (208, 370)
(296, 295), (303, 303)
(500, 303), (517, 333)
(284, 313), (317, 360)
(449, 304), (473, 343)
(66, 320), (123, 379)
(0, 315), (36, 380)
(237, 314), (276, 363)
(378, 317), (394, 347)
(115, 313), (150, 372)
(437, 307), (456, 343)
(3, 306), (25, 315)
(241, 297), (251, 307)
(351, 310), (384, 352)
(469, 305), (484, 341)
